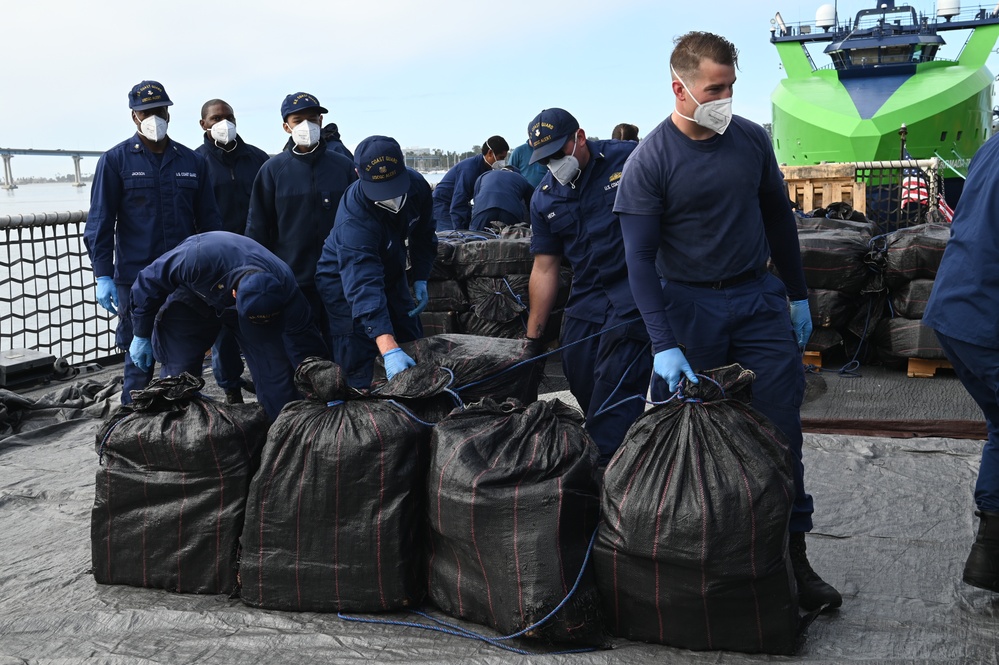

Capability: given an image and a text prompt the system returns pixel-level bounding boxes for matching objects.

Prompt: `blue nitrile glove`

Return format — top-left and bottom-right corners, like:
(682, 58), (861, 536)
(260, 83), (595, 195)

(96, 276), (118, 315)
(129, 335), (154, 373)
(654, 347), (698, 394)
(408, 280), (429, 317)
(789, 299), (813, 351)
(383, 347), (416, 380)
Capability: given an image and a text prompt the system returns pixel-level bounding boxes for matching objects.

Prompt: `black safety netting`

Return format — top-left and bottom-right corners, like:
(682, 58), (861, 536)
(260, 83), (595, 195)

(595, 365), (800, 655)
(427, 397), (605, 645)
(91, 373), (269, 595)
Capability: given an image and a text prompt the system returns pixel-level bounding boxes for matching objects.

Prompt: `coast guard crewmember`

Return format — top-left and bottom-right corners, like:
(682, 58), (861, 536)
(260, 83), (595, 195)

(924, 133), (999, 593)
(433, 136), (510, 231)
(315, 135), (437, 388)
(196, 99), (269, 404)
(128, 231), (327, 420)
(613, 31), (841, 611)
(84, 80), (222, 404)
(470, 166), (534, 230)
(246, 92), (356, 348)
(524, 108), (652, 464)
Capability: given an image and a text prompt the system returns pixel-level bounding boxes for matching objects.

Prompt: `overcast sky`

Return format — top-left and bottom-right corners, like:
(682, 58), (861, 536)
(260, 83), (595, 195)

(2, 0), (996, 178)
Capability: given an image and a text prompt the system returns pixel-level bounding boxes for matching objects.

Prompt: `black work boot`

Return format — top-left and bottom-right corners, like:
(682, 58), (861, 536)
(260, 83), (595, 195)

(789, 531), (842, 611)
(224, 388), (244, 405)
(963, 510), (999, 591)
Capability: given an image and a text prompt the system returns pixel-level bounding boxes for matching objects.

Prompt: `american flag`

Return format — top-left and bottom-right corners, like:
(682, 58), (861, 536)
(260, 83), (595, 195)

(900, 150), (929, 206)
(937, 193), (955, 223)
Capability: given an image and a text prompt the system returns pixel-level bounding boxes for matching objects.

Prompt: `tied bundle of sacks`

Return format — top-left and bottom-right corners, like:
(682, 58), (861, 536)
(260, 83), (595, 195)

(428, 398), (606, 646)
(595, 365), (801, 655)
(239, 358), (449, 612)
(91, 373), (268, 594)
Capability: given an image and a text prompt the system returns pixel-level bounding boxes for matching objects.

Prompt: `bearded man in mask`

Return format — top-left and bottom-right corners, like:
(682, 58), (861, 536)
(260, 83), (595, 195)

(84, 80), (222, 404)
(315, 135), (437, 389)
(524, 107), (653, 465)
(246, 92), (356, 349)
(614, 31), (842, 612)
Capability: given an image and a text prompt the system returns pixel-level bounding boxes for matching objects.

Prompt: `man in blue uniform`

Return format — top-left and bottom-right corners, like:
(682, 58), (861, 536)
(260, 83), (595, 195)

(84, 80), (222, 404)
(524, 108), (652, 464)
(924, 134), (999, 593)
(508, 139), (546, 188)
(196, 99), (270, 404)
(613, 31), (841, 611)
(434, 137), (510, 231)
(470, 166), (533, 230)
(128, 231), (327, 421)
(315, 135), (437, 388)
(246, 92), (356, 348)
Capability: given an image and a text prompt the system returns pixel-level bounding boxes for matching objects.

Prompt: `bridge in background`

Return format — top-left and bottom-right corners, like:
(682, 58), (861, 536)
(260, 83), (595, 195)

(0, 148), (105, 190)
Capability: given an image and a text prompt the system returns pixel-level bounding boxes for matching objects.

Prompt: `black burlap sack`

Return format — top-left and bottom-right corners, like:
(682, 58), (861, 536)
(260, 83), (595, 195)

(883, 223), (950, 290)
(452, 238), (534, 278)
(428, 398), (605, 645)
(459, 310), (526, 339)
(430, 231), (486, 280)
(595, 364), (799, 654)
(890, 278), (934, 319)
(420, 279), (469, 313)
(465, 275), (530, 322)
(797, 229), (872, 293)
(91, 373), (268, 594)
(400, 333), (542, 406)
(808, 288), (858, 329)
(239, 359), (433, 612)
(419, 310), (460, 336)
(874, 316), (947, 360)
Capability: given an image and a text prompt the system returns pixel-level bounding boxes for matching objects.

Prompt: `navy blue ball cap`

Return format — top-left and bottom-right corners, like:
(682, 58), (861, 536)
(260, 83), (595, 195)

(129, 80), (173, 110)
(527, 108), (579, 165)
(354, 135), (411, 201)
(281, 92), (328, 120)
(237, 272), (285, 324)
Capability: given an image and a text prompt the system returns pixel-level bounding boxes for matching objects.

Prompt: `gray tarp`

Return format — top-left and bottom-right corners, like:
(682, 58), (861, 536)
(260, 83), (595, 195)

(1, 378), (997, 663)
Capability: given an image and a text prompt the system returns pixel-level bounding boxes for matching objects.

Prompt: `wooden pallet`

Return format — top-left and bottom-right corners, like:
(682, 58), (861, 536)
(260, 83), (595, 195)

(802, 351), (822, 367)
(907, 357), (953, 378)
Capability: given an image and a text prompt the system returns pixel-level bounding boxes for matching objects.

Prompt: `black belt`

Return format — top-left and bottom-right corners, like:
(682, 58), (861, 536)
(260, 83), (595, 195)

(671, 266), (767, 290)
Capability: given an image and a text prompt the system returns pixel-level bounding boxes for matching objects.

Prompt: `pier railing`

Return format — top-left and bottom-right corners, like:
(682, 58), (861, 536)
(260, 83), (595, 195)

(0, 211), (119, 366)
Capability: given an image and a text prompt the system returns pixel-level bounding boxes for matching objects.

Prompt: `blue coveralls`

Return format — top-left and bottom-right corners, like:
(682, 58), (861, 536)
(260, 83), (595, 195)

(130, 231), (327, 420)
(924, 134), (999, 512)
(245, 139), (356, 348)
(531, 139), (653, 462)
(614, 115), (814, 532)
(471, 169), (534, 231)
(509, 141), (546, 188)
(84, 133), (222, 403)
(196, 133), (270, 392)
(437, 154), (491, 231)
(315, 168), (438, 388)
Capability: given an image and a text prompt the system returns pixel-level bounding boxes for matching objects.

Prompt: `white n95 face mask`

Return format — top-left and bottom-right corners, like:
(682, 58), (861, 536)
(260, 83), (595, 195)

(491, 158), (507, 170)
(291, 120), (320, 148)
(138, 114), (168, 142)
(374, 194), (407, 214)
(210, 120), (236, 144)
(671, 65), (734, 135)
(547, 136), (581, 187)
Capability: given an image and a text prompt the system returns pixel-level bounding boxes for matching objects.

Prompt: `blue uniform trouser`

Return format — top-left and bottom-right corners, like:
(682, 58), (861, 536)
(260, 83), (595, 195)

(150, 301), (299, 421)
(471, 208), (522, 232)
(211, 326), (245, 392)
(300, 284), (330, 352)
(116, 283), (155, 404)
(935, 332), (999, 512)
(561, 316), (652, 463)
(330, 306), (423, 389)
(658, 272), (814, 533)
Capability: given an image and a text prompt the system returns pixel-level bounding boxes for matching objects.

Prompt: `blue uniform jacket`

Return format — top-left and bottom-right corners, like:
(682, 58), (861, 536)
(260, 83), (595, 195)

(245, 139), (356, 286)
(431, 167), (457, 228)
(85, 134), (223, 285)
(196, 134), (269, 234)
(471, 169), (534, 229)
(130, 231), (325, 366)
(448, 154), (491, 230)
(531, 139), (640, 324)
(315, 168), (437, 338)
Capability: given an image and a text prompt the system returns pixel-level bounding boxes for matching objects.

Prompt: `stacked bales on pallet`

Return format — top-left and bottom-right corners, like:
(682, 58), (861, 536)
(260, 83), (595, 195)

(794, 212), (878, 359)
(92, 374), (269, 595)
(419, 228), (571, 343)
(871, 223), (951, 361)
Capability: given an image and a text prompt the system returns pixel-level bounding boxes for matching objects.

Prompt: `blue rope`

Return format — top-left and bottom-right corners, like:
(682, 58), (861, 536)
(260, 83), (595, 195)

(384, 399), (440, 427)
(337, 529), (600, 655)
